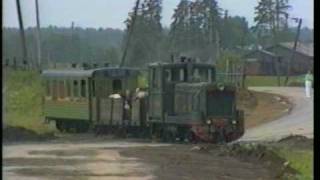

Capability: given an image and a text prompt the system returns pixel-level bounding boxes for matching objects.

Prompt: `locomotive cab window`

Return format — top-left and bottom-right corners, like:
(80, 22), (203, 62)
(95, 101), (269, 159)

(165, 69), (171, 82)
(199, 68), (208, 82)
(151, 68), (159, 88)
(193, 68), (201, 82)
(172, 68), (187, 82)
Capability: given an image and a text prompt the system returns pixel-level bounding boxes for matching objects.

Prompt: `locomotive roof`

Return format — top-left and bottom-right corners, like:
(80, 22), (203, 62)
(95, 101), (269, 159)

(41, 67), (140, 78)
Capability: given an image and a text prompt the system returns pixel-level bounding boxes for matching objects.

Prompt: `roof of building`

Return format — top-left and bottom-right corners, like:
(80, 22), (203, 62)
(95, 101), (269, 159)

(243, 49), (277, 60)
(274, 42), (313, 57)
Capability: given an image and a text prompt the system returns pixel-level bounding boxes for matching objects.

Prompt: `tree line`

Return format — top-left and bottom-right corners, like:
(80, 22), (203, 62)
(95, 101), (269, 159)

(3, 0), (313, 68)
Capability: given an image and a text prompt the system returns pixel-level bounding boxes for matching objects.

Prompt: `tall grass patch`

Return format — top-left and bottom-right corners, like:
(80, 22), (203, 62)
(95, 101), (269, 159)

(4, 70), (55, 134)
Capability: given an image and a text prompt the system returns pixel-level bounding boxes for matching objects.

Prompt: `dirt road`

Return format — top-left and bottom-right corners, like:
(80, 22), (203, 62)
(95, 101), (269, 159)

(3, 139), (167, 180)
(240, 87), (313, 142)
(3, 136), (277, 180)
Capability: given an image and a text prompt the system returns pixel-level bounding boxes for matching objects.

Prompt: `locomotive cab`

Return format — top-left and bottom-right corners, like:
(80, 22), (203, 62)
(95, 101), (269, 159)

(148, 59), (244, 142)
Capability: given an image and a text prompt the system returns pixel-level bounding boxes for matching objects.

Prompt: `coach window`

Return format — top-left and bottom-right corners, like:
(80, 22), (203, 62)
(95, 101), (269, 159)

(112, 79), (122, 93)
(52, 80), (58, 100)
(92, 80), (96, 97)
(73, 80), (79, 98)
(59, 80), (65, 99)
(45, 80), (51, 97)
(66, 80), (71, 97)
(80, 79), (87, 98)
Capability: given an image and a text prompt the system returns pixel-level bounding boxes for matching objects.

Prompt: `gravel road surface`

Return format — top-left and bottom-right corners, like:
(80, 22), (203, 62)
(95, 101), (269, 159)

(239, 87), (313, 142)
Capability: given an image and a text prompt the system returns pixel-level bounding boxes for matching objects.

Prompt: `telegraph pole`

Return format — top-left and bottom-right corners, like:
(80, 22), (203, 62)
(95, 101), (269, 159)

(119, 0), (140, 67)
(35, 0), (42, 70)
(285, 18), (302, 85)
(16, 0), (28, 68)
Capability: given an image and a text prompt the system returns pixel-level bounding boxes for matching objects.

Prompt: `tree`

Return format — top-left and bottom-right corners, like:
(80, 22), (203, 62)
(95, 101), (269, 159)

(123, 0), (164, 67)
(169, 0), (222, 62)
(253, 0), (291, 47)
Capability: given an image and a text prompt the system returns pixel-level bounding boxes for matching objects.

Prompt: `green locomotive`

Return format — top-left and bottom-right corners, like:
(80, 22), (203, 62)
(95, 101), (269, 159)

(147, 57), (244, 142)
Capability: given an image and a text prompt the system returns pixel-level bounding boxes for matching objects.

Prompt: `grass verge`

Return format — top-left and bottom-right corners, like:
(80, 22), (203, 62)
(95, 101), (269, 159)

(273, 148), (313, 180)
(4, 70), (56, 134)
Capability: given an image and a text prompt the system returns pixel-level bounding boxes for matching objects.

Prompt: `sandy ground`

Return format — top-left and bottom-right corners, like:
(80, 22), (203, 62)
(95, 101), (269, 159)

(3, 139), (169, 180)
(240, 87), (313, 142)
(3, 137), (277, 180)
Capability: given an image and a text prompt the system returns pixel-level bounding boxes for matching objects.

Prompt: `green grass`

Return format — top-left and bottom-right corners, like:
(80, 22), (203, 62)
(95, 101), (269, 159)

(274, 148), (313, 180)
(4, 70), (56, 134)
(245, 75), (304, 87)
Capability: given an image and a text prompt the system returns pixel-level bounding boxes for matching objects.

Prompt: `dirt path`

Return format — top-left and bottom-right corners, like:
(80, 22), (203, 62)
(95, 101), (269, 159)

(240, 87), (313, 142)
(3, 136), (277, 180)
(3, 139), (169, 180)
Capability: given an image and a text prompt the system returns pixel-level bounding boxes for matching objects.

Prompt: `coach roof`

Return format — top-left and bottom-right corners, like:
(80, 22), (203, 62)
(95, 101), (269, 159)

(41, 67), (140, 78)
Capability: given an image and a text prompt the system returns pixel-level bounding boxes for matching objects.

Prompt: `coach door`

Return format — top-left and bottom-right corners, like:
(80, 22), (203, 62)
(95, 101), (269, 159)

(95, 77), (124, 126)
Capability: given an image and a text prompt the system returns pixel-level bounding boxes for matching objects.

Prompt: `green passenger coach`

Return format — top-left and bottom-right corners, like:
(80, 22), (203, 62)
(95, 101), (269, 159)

(41, 67), (141, 133)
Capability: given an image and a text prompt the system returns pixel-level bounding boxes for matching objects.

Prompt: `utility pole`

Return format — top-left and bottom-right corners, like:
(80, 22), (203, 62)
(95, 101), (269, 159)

(35, 0), (42, 70)
(119, 0), (140, 67)
(16, 0), (28, 67)
(285, 18), (302, 85)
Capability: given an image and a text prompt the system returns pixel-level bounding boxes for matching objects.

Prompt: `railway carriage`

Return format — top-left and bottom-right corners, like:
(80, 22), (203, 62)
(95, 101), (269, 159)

(42, 67), (146, 134)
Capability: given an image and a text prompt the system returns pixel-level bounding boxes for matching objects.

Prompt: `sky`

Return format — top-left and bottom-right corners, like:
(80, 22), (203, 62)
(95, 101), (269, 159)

(3, 0), (314, 30)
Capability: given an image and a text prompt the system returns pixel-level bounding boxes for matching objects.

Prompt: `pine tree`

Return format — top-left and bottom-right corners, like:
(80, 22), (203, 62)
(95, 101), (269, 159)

(253, 0), (291, 47)
(123, 0), (164, 67)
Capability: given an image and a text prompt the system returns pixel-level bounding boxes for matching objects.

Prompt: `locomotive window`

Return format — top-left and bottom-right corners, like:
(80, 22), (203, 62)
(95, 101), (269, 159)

(112, 79), (122, 92)
(59, 80), (65, 99)
(165, 69), (171, 82)
(152, 68), (157, 88)
(193, 68), (201, 82)
(179, 69), (184, 81)
(211, 68), (215, 82)
(199, 68), (208, 82)
(73, 80), (79, 97)
(80, 79), (86, 98)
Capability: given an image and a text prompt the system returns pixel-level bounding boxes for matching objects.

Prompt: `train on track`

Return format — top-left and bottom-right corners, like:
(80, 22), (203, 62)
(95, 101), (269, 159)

(41, 57), (244, 143)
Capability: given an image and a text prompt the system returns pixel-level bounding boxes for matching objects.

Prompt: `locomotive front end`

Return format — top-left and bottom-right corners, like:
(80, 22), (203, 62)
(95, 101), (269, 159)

(204, 84), (244, 143)
(172, 82), (244, 143)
